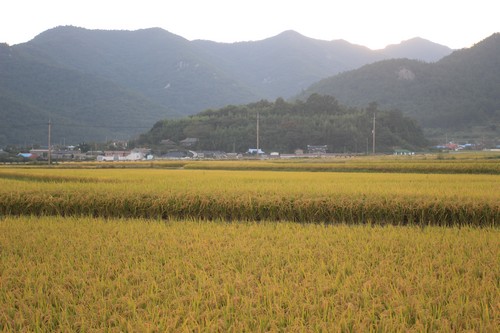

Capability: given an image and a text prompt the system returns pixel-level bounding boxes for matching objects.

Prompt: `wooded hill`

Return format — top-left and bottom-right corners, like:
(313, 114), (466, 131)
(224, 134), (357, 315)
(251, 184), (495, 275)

(297, 33), (500, 138)
(0, 26), (451, 145)
(133, 94), (428, 154)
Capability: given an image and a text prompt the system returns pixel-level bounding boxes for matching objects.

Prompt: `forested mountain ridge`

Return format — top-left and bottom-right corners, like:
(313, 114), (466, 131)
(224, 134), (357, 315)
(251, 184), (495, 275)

(0, 42), (174, 145)
(16, 27), (452, 107)
(192, 30), (380, 98)
(0, 26), (453, 145)
(134, 94), (428, 154)
(15, 27), (258, 115)
(297, 33), (500, 133)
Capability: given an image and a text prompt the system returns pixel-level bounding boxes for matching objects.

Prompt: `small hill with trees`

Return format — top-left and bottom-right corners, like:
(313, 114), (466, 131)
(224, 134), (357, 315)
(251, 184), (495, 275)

(133, 94), (427, 154)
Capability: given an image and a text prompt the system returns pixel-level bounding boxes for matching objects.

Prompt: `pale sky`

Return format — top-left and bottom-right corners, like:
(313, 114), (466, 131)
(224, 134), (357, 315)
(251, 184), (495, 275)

(1, 0), (498, 49)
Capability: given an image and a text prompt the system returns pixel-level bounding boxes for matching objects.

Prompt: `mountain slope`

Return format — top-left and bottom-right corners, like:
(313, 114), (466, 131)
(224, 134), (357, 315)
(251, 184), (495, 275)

(13, 26), (453, 110)
(297, 33), (500, 132)
(0, 43), (173, 144)
(16, 26), (259, 115)
(0, 26), (455, 145)
(192, 31), (453, 99)
(192, 30), (382, 98)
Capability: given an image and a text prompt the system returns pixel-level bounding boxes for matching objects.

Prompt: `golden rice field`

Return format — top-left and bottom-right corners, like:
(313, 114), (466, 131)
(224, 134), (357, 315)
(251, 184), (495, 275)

(0, 157), (499, 331)
(0, 165), (498, 225)
(181, 155), (500, 174)
(15, 152), (500, 174)
(1, 216), (498, 332)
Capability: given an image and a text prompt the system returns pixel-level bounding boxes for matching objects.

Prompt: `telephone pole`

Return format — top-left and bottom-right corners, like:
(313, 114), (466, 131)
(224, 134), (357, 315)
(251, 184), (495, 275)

(48, 119), (52, 165)
(256, 112), (260, 152)
(372, 111), (376, 155)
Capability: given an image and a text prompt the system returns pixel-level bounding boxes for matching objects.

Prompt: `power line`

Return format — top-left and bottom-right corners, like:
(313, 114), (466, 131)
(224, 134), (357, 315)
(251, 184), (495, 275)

(0, 122), (152, 129)
(0, 123), (43, 129)
(63, 124), (152, 129)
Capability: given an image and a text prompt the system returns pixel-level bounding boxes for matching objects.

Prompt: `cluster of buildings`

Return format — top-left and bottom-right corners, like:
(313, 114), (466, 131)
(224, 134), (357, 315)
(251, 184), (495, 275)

(12, 147), (152, 162)
(8, 142), (357, 162)
(18, 137), (494, 163)
(432, 142), (479, 151)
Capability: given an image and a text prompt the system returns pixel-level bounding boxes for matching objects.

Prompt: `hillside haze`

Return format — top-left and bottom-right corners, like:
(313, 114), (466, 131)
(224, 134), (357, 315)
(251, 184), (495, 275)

(1, 26), (455, 145)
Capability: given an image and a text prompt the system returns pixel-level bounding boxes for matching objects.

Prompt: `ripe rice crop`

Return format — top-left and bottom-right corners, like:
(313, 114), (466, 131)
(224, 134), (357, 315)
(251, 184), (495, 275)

(4, 152), (499, 174)
(0, 216), (498, 331)
(0, 168), (498, 225)
(181, 157), (500, 174)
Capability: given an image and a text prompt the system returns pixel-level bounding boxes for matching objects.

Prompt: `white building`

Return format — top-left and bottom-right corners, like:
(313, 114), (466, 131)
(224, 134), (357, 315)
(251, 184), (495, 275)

(97, 150), (146, 161)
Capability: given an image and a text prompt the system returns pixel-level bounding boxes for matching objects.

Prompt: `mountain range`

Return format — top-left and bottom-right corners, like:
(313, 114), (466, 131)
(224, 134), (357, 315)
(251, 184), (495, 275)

(1, 25), (492, 145)
(297, 33), (500, 135)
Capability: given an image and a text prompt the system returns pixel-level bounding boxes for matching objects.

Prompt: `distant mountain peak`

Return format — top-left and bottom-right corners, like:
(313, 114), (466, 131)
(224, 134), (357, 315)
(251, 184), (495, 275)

(31, 25), (187, 44)
(277, 30), (303, 37)
(268, 30), (309, 42)
(403, 37), (432, 43)
(387, 37), (449, 48)
(379, 37), (453, 62)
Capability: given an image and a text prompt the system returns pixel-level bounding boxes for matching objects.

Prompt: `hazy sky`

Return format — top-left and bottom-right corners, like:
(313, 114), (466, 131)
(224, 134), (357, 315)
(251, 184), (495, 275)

(1, 0), (498, 49)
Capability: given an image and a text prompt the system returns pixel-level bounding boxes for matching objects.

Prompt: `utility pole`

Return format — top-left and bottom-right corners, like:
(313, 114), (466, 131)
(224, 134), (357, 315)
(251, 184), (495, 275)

(256, 112), (260, 152)
(48, 119), (52, 165)
(372, 111), (376, 155)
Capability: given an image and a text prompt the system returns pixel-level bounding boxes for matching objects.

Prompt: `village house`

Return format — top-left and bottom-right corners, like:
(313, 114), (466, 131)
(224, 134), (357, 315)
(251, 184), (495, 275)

(307, 145), (328, 154)
(160, 139), (177, 148)
(247, 148), (265, 155)
(160, 151), (192, 159)
(18, 152), (38, 160)
(97, 149), (146, 161)
(51, 149), (86, 160)
(194, 151), (227, 159)
(29, 149), (49, 159)
(180, 138), (199, 147)
(393, 149), (415, 156)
